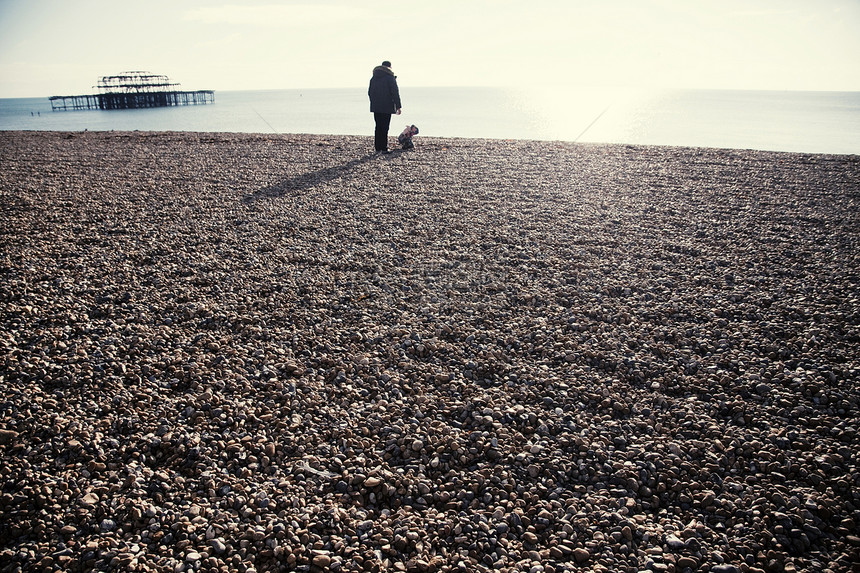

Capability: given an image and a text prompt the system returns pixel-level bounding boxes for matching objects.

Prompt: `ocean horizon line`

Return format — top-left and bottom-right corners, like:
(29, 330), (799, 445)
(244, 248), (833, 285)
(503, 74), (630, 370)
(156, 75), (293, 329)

(3, 84), (859, 101)
(2, 87), (858, 155)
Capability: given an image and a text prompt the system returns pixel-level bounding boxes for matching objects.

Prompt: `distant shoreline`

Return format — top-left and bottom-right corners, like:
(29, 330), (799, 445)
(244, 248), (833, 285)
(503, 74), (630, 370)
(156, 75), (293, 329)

(0, 129), (860, 159)
(0, 129), (858, 158)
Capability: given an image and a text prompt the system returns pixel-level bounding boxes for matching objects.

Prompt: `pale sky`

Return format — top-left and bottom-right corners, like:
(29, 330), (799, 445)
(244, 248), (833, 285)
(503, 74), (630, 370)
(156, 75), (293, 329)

(0, 0), (858, 98)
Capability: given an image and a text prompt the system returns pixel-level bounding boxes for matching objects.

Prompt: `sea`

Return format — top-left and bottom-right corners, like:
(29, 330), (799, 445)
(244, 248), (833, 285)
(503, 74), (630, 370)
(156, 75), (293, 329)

(1, 87), (858, 155)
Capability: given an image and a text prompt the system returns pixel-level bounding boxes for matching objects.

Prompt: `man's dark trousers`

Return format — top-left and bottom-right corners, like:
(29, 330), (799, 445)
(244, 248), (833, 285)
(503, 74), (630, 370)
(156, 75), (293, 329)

(374, 113), (392, 152)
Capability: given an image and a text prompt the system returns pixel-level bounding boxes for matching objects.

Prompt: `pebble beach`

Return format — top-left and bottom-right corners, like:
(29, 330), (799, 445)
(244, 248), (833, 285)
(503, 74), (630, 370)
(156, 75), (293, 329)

(1, 131), (858, 573)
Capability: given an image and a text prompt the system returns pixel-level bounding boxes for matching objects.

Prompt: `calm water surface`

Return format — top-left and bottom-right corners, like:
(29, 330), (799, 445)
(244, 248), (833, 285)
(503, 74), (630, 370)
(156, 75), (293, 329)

(1, 87), (858, 155)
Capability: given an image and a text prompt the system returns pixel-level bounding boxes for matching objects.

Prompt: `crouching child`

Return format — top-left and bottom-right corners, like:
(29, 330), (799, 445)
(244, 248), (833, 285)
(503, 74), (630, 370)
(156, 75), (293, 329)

(398, 124), (419, 150)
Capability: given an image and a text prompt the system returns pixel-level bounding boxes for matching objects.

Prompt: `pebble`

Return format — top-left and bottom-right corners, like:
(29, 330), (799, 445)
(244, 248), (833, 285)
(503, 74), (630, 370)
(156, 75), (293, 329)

(522, 532), (539, 545)
(312, 553), (332, 568)
(665, 533), (685, 550)
(711, 566), (741, 573)
(573, 548), (591, 563)
(0, 429), (18, 444)
(0, 132), (857, 573)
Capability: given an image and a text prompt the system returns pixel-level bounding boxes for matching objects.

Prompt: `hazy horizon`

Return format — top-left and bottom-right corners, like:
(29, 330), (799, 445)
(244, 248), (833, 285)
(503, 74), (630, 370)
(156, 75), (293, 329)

(7, 84), (860, 102)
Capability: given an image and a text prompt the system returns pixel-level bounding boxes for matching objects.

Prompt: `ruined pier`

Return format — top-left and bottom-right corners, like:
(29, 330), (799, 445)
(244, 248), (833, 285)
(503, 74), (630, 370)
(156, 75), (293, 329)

(50, 71), (214, 111)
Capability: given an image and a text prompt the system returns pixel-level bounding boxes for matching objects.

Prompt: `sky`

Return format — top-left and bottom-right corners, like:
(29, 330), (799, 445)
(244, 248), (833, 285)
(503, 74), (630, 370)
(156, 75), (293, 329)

(0, 0), (858, 98)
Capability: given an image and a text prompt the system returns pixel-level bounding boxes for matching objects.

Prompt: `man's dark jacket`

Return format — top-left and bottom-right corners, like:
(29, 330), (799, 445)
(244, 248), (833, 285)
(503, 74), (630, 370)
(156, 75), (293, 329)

(368, 66), (401, 113)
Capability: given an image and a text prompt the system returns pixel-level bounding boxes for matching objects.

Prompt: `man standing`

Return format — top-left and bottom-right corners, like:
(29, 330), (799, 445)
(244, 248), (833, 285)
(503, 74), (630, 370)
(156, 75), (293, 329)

(368, 60), (402, 154)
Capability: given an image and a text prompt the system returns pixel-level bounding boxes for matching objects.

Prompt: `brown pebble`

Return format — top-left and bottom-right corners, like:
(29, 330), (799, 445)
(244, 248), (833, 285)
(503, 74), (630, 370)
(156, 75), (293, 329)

(0, 430), (18, 445)
(523, 531), (538, 545)
(364, 477), (382, 487)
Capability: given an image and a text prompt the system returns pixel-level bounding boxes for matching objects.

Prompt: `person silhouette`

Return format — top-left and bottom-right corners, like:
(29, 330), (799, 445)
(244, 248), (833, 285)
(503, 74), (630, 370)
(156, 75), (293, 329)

(368, 60), (402, 154)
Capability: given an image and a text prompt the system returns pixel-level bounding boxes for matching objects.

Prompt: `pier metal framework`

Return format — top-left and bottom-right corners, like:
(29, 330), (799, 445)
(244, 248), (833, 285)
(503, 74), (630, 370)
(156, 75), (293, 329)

(49, 71), (214, 111)
(96, 71), (179, 93)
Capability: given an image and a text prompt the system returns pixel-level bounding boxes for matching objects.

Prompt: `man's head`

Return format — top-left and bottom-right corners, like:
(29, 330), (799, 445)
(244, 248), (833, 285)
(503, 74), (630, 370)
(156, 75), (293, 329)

(381, 61), (392, 68)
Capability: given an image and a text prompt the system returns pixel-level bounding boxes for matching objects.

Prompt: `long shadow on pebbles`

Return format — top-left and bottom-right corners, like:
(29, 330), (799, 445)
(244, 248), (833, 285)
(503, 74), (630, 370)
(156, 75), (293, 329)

(243, 151), (392, 202)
